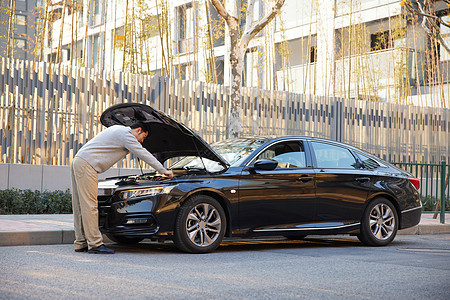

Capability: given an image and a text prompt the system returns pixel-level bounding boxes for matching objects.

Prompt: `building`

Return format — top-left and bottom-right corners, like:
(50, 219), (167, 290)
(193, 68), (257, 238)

(44, 0), (449, 108)
(0, 0), (40, 61)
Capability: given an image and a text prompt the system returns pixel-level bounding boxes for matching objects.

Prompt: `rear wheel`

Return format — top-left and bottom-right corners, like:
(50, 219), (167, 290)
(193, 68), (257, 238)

(106, 234), (143, 245)
(358, 198), (398, 246)
(174, 195), (226, 253)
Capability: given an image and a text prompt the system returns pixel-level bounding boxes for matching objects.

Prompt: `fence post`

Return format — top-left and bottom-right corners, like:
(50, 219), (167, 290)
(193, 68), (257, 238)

(440, 160), (446, 224)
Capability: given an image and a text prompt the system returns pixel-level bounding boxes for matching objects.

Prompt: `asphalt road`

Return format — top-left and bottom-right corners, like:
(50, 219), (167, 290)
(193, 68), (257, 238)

(1, 235), (449, 300)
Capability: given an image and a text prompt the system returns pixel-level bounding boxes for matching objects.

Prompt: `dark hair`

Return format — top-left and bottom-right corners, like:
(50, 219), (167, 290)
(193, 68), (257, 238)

(130, 121), (151, 134)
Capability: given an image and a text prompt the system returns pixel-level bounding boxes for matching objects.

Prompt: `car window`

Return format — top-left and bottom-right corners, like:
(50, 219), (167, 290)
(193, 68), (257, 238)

(311, 142), (358, 169)
(255, 141), (306, 169)
(170, 138), (267, 171)
(356, 152), (380, 169)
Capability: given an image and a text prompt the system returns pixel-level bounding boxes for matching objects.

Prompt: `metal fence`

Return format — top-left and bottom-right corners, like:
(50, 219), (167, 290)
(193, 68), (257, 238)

(1, 57), (449, 169)
(392, 161), (449, 223)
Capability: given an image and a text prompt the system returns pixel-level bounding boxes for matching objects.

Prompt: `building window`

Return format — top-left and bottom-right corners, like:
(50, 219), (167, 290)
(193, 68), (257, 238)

(370, 30), (392, 51)
(175, 63), (193, 80)
(48, 52), (57, 62)
(216, 56), (224, 85)
(208, 4), (224, 47)
(91, 0), (105, 26)
(275, 36), (317, 71)
(114, 26), (125, 48)
(65, 48), (71, 61)
(177, 2), (195, 54)
(440, 15), (450, 62)
(15, 39), (26, 49)
(15, 15), (26, 26)
(245, 47), (261, 88)
(143, 15), (159, 38)
(52, 7), (63, 21)
(310, 46), (317, 63)
(77, 5), (84, 28)
(93, 33), (100, 68)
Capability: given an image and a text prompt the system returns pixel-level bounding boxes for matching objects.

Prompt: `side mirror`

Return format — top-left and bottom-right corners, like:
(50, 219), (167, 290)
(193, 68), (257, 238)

(253, 159), (278, 171)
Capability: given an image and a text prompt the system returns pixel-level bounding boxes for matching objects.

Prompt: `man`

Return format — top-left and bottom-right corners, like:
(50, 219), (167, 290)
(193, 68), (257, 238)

(71, 122), (173, 254)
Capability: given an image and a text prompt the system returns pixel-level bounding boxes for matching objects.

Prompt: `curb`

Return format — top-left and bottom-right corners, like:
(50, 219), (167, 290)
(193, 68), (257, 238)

(0, 230), (75, 247)
(0, 225), (449, 247)
(398, 224), (450, 235)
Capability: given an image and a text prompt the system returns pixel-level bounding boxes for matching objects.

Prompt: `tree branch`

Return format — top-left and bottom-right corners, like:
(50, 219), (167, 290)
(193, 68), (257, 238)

(245, 0), (256, 33)
(404, 0), (450, 28)
(210, 0), (232, 22)
(402, 0), (450, 54)
(240, 0), (285, 49)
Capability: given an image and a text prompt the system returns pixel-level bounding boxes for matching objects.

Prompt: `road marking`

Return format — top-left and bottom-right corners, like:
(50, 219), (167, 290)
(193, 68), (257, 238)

(397, 248), (450, 254)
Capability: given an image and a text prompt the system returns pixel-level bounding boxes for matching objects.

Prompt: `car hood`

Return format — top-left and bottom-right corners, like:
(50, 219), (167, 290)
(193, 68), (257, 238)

(100, 103), (228, 167)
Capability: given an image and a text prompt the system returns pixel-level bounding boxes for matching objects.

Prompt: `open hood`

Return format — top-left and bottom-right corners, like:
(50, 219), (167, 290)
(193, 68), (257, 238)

(100, 103), (229, 167)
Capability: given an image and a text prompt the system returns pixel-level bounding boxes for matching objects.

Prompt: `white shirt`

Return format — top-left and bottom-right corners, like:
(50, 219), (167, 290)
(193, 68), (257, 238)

(75, 125), (167, 174)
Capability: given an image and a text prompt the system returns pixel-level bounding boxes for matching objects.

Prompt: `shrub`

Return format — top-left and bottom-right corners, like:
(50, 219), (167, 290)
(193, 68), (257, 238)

(0, 189), (72, 214)
(420, 195), (450, 212)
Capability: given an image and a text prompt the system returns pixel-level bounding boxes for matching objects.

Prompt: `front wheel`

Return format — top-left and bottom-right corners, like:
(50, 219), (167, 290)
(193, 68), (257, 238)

(358, 198), (398, 246)
(173, 195), (226, 253)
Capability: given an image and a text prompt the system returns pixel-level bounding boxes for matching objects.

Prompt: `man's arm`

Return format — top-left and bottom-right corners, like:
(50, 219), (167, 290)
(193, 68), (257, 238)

(124, 132), (173, 179)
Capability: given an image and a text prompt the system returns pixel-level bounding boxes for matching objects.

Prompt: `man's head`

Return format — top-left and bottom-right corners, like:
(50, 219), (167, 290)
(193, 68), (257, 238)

(130, 122), (150, 143)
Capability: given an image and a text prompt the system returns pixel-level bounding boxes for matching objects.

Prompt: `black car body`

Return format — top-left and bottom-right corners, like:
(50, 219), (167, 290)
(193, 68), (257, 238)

(97, 103), (422, 253)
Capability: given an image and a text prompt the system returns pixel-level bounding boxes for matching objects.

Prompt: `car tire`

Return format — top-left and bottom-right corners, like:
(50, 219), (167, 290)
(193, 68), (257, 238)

(358, 198), (398, 246)
(173, 195), (226, 253)
(106, 234), (144, 244)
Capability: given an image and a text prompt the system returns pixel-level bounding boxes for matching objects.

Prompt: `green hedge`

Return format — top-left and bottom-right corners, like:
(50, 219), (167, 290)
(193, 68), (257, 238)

(1, 188), (447, 214)
(0, 189), (72, 214)
(421, 195), (450, 212)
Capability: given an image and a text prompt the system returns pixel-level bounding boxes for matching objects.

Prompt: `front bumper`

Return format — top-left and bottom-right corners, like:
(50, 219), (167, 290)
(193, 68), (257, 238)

(98, 195), (160, 237)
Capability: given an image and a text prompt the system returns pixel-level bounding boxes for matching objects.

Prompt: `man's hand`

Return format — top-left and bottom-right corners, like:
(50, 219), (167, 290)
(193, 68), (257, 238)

(164, 170), (174, 180)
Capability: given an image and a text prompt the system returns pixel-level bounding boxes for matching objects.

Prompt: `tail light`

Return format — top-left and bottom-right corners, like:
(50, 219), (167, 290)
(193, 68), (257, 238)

(408, 177), (420, 190)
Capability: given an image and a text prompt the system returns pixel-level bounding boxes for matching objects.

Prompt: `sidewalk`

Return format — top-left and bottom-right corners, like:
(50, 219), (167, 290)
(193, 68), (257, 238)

(0, 213), (449, 247)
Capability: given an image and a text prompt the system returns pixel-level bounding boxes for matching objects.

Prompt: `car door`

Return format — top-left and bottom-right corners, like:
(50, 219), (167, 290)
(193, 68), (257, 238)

(309, 141), (372, 224)
(238, 140), (316, 232)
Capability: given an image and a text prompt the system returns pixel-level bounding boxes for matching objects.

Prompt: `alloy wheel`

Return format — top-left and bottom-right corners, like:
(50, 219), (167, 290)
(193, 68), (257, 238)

(185, 203), (222, 247)
(369, 203), (396, 241)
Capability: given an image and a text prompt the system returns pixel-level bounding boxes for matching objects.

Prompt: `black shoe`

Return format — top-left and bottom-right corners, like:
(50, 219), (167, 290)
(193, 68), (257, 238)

(88, 244), (115, 254)
(74, 246), (88, 252)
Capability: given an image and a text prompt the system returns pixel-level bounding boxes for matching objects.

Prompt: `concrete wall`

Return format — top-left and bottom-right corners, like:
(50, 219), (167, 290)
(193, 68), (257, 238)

(0, 164), (153, 192)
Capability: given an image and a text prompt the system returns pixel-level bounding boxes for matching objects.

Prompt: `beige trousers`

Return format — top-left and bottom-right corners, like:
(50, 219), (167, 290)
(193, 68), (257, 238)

(71, 156), (103, 250)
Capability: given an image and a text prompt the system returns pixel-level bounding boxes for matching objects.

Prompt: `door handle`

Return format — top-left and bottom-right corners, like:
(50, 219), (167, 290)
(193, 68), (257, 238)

(355, 177), (370, 182)
(297, 176), (313, 183)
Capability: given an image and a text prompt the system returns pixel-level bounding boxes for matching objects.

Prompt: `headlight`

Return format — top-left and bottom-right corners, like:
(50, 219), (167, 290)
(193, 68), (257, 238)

(119, 186), (176, 200)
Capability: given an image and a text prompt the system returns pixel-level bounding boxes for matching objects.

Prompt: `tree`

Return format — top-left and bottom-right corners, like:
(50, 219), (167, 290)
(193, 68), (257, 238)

(401, 0), (450, 54)
(210, 0), (285, 138)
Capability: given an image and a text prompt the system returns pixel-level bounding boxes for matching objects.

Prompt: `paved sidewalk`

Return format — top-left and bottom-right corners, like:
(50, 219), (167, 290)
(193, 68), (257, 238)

(0, 213), (449, 247)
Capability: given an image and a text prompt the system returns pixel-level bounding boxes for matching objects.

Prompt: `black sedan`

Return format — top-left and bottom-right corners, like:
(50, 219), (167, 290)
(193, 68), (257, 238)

(97, 103), (422, 253)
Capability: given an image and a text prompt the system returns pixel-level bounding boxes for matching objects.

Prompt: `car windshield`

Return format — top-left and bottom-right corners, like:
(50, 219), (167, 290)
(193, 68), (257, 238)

(170, 138), (267, 172)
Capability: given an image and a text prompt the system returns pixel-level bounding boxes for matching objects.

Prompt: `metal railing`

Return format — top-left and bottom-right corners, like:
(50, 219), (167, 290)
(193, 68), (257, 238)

(392, 161), (449, 224)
